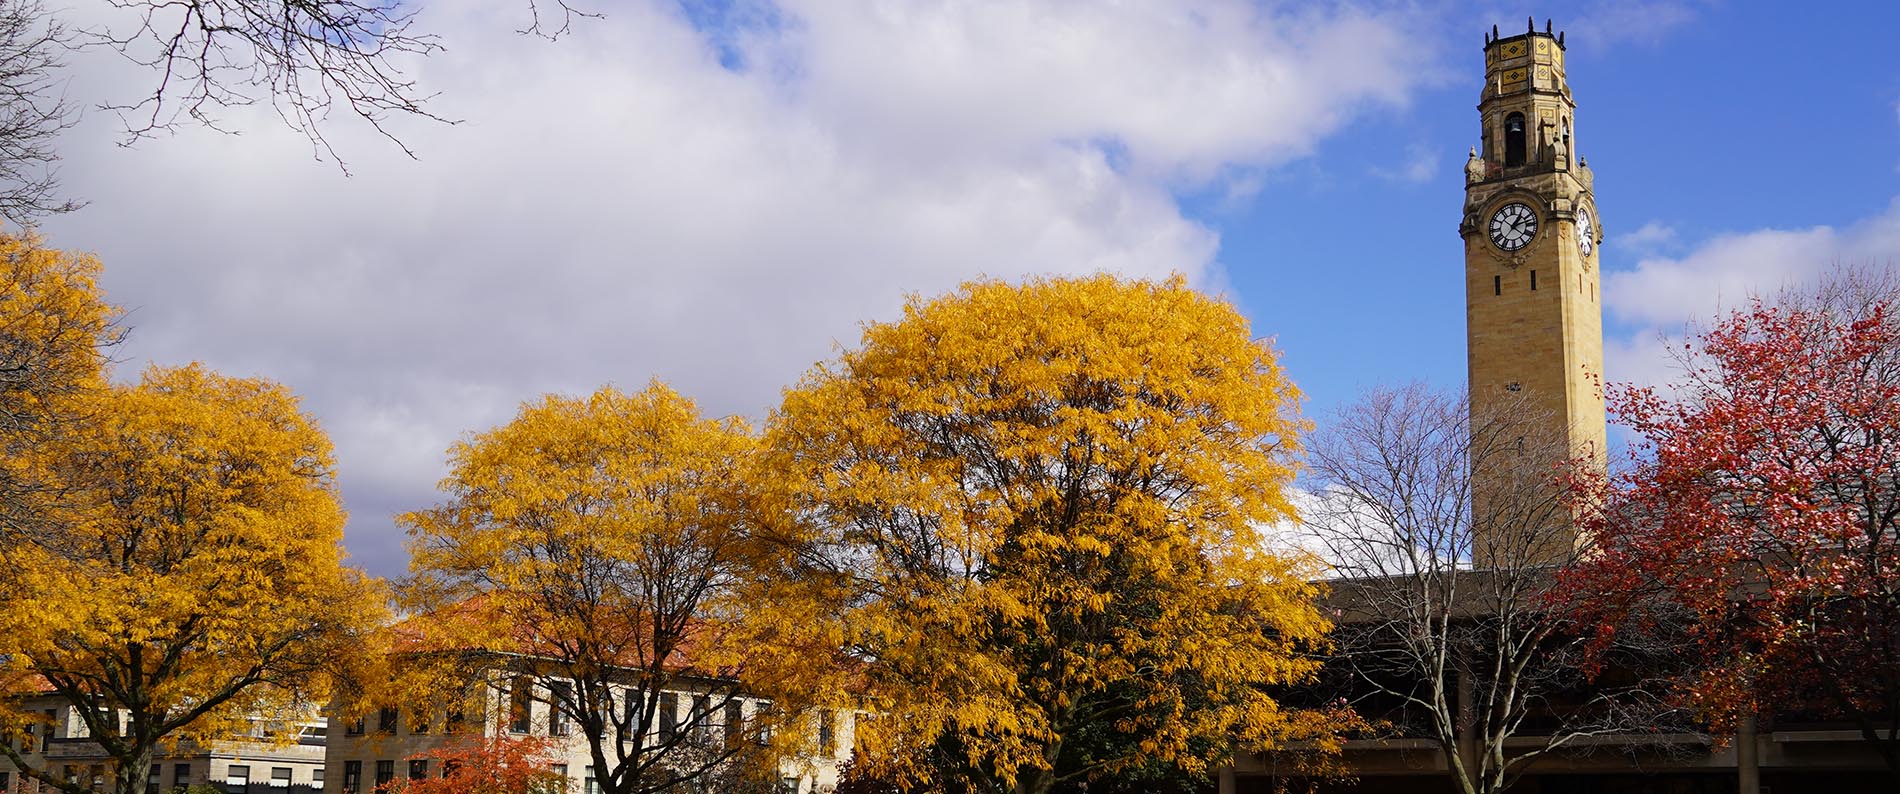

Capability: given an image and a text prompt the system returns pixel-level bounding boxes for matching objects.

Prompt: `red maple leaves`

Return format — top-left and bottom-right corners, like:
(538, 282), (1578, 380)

(377, 736), (568, 794)
(1565, 299), (1900, 767)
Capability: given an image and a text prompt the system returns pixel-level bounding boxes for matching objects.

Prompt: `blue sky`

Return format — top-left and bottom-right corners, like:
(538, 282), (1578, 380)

(1212, 1), (1900, 419)
(37, 1), (1900, 575)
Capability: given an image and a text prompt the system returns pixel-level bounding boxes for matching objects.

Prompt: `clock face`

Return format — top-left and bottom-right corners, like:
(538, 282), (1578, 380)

(1489, 203), (1539, 251)
(1576, 210), (1595, 257)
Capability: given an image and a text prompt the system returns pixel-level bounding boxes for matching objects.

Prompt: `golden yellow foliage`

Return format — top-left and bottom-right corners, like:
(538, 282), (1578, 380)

(0, 364), (386, 794)
(0, 231), (117, 538)
(402, 381), (828, 794)
(765, 275), (1341, 793)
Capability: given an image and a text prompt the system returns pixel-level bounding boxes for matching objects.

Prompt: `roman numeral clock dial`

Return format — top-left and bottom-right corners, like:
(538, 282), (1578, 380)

(1488, 202), (1539, 251)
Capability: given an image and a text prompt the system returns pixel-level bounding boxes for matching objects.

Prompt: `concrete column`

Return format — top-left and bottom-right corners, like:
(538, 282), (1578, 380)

(1737, 712), (1759, 794)
(1218, 767), (1235, 794)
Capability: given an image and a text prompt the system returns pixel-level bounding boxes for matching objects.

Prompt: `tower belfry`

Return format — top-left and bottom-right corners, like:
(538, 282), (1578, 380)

(1461, 19), (1605, 558)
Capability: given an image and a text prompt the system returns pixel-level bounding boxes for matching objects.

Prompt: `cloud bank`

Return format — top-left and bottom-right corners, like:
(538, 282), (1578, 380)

(41, 0), (1436, 574)
(1603, 199), (1900, 390)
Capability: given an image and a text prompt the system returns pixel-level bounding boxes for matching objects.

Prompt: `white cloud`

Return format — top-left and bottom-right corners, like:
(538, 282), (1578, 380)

(1612, 220), (1678, 257)
(1602, 199), (1900, 389)
(39, 0), (1437, 575)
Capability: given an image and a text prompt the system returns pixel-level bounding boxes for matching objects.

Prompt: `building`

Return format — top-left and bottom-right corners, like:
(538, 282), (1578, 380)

(1458, 19), (1605, 564)
(1220, 19), (1892, 794)
(322, 656), (855, 794)
(0, 690), (326, 794)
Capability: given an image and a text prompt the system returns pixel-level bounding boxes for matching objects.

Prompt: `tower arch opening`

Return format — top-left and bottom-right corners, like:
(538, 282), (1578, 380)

(1504, 112), (1526, 167)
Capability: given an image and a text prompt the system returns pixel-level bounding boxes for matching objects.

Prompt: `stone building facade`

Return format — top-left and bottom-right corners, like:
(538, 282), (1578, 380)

(0, 691), (326, 794)
(322, 664), (854, 794)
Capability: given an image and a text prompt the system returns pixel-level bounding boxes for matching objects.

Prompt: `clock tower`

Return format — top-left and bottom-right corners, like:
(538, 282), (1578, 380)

(1461, 20), (1605, 556)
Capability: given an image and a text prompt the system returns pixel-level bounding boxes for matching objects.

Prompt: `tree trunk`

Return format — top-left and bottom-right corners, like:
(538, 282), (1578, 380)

(1012, 768), (1056, 794)
(110, 745), (156, 794)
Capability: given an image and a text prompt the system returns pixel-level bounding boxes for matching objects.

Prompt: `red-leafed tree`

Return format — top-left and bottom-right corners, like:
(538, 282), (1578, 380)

(1567, 281), (1900, 782)
(377, 735), (568, 794)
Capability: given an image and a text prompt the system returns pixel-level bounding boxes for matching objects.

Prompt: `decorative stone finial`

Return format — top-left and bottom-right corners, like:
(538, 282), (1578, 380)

(1465, 147), (1485, 184)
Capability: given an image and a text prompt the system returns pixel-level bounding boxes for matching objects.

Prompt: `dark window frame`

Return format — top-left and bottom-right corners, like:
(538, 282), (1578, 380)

(508, 678), (534, 734)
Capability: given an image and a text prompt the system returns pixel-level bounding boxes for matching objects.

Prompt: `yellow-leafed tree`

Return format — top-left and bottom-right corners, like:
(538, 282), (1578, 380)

(765, 275), (1344, 794)
(0, 232), (116, 540)
(0, 363), (387, 794)
(403, 382), (828, 794)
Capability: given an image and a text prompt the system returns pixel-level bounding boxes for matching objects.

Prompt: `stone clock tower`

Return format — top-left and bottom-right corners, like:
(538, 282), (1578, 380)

(1461, 20), (1605, 555)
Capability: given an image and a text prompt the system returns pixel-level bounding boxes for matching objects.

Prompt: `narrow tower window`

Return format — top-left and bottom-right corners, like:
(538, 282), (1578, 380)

(1504, 112), (1526, 167)
(1494, 275), (1501, 296)
(1530, 270), (1538, 290)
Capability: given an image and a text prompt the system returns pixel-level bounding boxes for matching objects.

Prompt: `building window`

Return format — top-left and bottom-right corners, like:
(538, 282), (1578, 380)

(374, 762), (394, 788)
(818, 709), (835, 755)
(311, 770), (323, 787)
(377, 708), (399, 734)
(445, 708), (466, 734)
(3, 772), (12, 794)
(658, 693), (678, 742)
(175, 765), (191, 791)
(547, 682), (571, 737)
(225, 765), (250, 794)
(779, 778), (800, 794)
(145, 765), (159, 794)
(616, 688), (644, 741)
(724, 701), (743, 747)
(1504, 112), (1526, 167)
(407, 761), (427, 781)
(1530, 269), (1538, 290)
(508, 678), (534, 734)
(691, 695), (711, 741)
(547, 765), (565, 782)
(582, 767), (596, 794)
(344, 716), (366, 737)
(269, 769), (290, 790)
(409, 711), (431, 735)
(342, 762), (361, 794)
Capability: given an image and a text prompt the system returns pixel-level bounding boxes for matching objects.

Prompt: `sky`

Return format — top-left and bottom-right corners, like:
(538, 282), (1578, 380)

(33, 0), (1900, 577)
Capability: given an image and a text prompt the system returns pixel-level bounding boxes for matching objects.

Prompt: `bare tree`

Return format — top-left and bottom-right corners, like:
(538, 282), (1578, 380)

(0, 0), (76, 223)
(86, 0), (607, 163)
(0, 0), (603, 215)
(89, 0), (451, 166)
(1302, 384), (1687, 794)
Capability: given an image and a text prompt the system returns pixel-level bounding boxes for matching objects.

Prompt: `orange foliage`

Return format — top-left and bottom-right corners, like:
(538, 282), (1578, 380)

(378, 736), (568, 794)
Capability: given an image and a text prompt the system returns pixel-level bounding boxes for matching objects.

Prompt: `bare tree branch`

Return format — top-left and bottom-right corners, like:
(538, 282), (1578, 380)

(85, 0), (458, 171)
(0, 0), (77, 223)
(1303, 384), (1694, 794)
